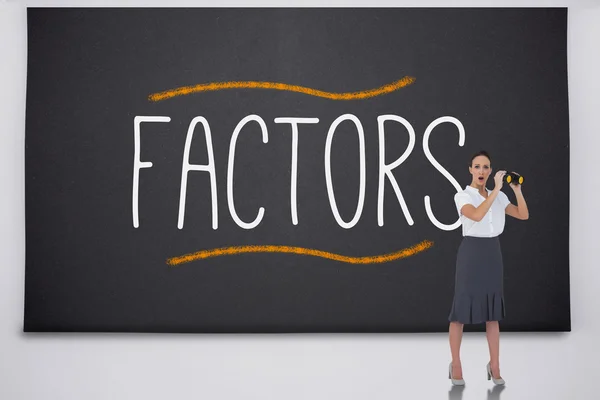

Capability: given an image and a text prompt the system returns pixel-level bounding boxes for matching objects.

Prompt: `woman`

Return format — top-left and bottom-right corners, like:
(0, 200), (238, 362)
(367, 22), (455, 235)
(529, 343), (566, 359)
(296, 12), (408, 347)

(447, 150), (529, 386)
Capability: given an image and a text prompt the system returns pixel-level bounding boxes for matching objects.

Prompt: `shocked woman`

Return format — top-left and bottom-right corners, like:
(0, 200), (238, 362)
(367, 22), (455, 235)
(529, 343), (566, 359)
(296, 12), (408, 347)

(447, 150), (529, 386)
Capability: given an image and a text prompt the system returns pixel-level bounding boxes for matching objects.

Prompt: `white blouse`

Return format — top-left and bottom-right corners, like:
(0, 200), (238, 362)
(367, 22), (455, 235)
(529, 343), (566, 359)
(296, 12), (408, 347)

(454, 186), (511, 237)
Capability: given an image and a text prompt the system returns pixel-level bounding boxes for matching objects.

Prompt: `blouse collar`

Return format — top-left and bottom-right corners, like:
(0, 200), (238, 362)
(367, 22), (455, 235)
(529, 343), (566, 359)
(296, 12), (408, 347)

(465, 185), (491, 196)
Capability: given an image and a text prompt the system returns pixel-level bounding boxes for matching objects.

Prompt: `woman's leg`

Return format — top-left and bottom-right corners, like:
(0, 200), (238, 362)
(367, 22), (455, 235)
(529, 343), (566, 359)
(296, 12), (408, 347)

(449, 321), (464, 378)
(485, 321), (502, 378)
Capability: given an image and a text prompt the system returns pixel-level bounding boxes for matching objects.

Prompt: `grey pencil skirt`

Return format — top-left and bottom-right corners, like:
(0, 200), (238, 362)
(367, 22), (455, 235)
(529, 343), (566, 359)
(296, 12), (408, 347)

(448, 235), (506, 324)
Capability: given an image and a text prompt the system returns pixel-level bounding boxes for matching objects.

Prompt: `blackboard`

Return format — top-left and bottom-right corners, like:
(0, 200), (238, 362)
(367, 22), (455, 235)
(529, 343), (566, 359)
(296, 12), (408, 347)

(24, 8), (570, 332)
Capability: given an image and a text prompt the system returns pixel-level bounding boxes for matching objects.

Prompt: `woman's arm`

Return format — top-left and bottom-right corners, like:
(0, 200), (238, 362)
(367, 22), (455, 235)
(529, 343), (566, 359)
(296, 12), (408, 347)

(460, 171), (507, 222)
(505, 183), (529, 220)
(461, 188), (500, 222)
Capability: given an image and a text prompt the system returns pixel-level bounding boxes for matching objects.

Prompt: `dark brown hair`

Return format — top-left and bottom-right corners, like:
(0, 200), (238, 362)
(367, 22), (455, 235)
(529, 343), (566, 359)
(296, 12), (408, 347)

(470, 150), (491, 167)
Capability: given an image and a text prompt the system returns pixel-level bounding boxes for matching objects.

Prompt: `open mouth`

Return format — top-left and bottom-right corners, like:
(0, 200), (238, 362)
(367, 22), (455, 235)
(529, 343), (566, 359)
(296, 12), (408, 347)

(478, 177), (484, 182)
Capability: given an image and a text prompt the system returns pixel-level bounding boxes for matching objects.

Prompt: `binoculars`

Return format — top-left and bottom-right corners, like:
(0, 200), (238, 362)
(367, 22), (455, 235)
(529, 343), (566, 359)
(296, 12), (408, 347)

(503, 172), (524, 185)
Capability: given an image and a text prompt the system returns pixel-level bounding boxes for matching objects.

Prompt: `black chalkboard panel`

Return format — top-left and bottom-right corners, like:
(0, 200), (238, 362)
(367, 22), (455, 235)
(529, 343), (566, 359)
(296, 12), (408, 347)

(24, 8), (570, 332)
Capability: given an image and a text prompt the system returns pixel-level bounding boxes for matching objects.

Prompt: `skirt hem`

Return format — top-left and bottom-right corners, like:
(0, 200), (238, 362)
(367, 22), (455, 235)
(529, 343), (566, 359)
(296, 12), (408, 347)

(448, 292), (506, 325)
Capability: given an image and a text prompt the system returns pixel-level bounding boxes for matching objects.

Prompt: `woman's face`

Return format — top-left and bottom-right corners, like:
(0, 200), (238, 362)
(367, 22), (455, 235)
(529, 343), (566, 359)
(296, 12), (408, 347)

(469, 155), (492, 186)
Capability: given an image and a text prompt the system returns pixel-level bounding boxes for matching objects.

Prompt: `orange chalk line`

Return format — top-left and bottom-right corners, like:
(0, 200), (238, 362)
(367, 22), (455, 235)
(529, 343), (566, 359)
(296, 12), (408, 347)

(166, 239), (433, 266)
(148, 76), (416, 102)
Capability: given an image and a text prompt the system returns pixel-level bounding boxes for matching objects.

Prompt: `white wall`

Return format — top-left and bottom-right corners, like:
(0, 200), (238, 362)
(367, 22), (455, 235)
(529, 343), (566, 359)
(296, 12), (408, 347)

(1, 1), (598, 399)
